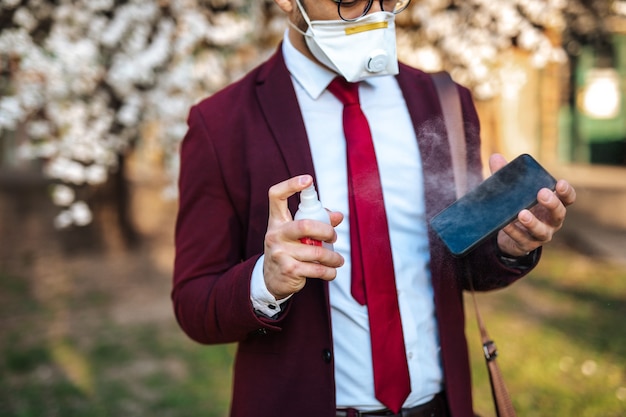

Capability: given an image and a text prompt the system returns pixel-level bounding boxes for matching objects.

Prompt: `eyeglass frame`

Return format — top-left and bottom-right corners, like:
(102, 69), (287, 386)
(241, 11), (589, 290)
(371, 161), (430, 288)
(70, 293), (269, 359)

(330, 0), (412, 22)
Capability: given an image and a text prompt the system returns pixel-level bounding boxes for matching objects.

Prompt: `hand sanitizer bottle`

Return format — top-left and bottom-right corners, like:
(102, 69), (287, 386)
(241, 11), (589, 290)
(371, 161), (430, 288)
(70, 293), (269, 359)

(294, 184), (333, 250)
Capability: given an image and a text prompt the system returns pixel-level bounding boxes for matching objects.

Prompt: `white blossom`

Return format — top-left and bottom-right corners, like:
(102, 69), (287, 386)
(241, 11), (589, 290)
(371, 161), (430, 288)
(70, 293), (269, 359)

(26, 120), (52, 139)
(85, 0), (114, 13)
(54, 209), (74, 229)
(0, 97), (22, 132)
(0, 0), (616, 227)
(45, 157), (86, 185)
(85, 164), (107, 185)
(400, 0), (569, 98)
(70, 201), (93, 226)
(51, 184), (76, 207)
(1, 0), (20, 8)
(13, 7), (37, 31)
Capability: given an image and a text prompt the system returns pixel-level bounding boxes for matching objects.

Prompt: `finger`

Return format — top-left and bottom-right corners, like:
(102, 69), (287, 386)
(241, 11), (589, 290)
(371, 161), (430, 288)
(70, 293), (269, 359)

(268, 174), (313, 224)
(301, 262), (340, 282)
(273, 255), (340, 289)
(555, 179), (577, 207)
(488, 153), (508, 175)
(510, 208), (557, 245)
(534, 188), (566, 228)
(282, 216), (336, 246)
(292, 239), (345, 267)
(266, 224), (344, 268)
(295, 257), (344, 282)
(266, 243), (344, 295)
(518, 209), (553, 242)
(327, 210), (344, 228)
(498, 211), (547, 255)
(498, 227), (535, 256)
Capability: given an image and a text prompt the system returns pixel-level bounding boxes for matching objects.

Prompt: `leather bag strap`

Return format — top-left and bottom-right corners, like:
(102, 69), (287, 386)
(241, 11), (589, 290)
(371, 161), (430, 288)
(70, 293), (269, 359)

(431, 71), (517, 417)
(431, 72), (468, 198)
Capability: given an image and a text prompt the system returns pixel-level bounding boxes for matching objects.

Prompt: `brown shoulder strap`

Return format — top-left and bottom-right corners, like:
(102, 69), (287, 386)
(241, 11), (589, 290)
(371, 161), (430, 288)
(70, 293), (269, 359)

(431, 71), (517, 417)
(431, 71), (468, 198)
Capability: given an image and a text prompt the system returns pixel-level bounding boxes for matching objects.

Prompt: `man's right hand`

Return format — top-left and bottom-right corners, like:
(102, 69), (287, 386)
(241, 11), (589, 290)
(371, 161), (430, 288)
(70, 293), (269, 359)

(263, 175), (345, 300)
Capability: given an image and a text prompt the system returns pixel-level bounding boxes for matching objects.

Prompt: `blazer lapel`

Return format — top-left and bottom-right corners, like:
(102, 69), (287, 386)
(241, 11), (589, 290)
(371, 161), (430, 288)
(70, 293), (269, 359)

(255, 47), (333, 330)
(255, 46), (316, 188)
(396, 64), (456, 219)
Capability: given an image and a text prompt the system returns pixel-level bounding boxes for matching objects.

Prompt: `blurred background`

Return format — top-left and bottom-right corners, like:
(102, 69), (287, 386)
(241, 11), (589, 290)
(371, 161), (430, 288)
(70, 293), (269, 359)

(0, 1), (625, 416)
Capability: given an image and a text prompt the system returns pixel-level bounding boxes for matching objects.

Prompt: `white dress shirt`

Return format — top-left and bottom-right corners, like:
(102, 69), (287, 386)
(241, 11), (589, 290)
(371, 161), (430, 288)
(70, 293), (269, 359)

(251, 31), (443, 410)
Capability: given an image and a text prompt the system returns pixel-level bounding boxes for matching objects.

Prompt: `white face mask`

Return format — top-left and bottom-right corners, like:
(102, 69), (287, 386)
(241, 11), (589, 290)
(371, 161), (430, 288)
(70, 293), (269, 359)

(290, 0), (399, 82)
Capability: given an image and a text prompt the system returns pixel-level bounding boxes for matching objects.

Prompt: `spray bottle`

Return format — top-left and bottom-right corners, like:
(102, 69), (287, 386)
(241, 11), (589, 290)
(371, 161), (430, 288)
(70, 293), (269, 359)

(294, 184), (333, 250)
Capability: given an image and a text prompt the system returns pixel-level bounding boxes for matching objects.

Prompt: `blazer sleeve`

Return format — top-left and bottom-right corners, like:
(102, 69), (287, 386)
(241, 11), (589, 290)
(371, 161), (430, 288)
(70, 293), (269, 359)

(172, 105), (283, 345)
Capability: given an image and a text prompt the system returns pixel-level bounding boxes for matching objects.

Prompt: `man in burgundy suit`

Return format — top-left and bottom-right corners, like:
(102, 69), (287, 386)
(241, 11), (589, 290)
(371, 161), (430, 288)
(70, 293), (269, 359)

(172, 1), (576, 416)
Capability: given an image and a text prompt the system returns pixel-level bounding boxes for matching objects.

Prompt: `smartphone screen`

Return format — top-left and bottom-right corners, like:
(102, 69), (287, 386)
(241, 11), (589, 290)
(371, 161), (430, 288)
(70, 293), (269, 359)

(429, 154), (557, 257)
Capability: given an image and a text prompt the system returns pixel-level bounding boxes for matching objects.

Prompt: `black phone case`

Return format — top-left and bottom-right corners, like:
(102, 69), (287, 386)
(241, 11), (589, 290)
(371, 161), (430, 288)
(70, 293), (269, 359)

(429, 154), (557, 257)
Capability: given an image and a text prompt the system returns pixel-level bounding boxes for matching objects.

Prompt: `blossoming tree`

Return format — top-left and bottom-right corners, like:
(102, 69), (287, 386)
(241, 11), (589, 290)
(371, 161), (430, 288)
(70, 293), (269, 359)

(0, 0), (623, 232)
(1, 0), (282, 233)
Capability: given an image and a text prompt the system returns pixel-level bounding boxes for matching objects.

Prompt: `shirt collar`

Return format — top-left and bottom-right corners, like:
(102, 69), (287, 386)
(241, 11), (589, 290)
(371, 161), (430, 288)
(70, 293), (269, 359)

(282, 29), (336, 100)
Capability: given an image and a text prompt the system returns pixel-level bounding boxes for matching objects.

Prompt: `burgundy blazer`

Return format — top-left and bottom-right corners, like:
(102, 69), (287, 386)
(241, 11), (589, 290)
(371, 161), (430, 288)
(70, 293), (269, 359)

(172, 46), (535, 417)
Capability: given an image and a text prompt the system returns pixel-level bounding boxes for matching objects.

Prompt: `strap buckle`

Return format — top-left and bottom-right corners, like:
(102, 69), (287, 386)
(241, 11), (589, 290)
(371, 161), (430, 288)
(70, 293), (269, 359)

(483, 340), (498, 362)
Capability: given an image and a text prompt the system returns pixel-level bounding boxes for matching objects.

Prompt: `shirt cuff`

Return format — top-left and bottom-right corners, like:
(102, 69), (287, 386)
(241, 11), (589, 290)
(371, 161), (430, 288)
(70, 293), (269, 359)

(250, 255), (292, 318)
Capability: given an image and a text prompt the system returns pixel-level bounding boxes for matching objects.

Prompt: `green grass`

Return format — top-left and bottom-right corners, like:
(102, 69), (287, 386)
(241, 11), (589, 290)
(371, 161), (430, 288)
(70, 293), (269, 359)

(0, 243), (624, 417)
(0, 265), (235, 417)
(467, 244), (626, 417)
(0, 315), (236, 417)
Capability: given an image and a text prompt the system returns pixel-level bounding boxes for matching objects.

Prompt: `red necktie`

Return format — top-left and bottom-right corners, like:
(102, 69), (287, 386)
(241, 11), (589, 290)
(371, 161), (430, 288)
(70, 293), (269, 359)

(327, 77), (410, 413)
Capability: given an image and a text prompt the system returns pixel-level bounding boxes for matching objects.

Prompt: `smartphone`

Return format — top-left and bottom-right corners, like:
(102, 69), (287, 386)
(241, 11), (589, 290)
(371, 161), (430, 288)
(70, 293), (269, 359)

(429, 154), (557, 257)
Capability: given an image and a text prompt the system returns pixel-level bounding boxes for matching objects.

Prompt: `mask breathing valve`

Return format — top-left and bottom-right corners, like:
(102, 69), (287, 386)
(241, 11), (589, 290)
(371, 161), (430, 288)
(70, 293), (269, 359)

(367, 49), (389, 73)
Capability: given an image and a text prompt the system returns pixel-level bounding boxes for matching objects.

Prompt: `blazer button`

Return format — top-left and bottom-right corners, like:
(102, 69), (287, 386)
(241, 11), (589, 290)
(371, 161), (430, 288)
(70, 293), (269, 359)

(322, 348), (332, 364)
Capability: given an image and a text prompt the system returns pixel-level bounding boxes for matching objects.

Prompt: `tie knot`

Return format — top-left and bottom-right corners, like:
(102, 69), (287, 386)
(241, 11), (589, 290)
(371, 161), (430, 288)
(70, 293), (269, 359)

(327, 77), (360, 106)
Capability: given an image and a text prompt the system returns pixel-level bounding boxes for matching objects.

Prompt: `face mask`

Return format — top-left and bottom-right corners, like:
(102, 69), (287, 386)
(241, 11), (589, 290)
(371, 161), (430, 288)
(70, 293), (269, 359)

(291, 1), (399, 82)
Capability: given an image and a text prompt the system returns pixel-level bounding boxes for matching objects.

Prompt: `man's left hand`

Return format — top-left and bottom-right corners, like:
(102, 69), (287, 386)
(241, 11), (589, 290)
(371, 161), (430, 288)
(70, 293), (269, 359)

(490, 153), (577, 258)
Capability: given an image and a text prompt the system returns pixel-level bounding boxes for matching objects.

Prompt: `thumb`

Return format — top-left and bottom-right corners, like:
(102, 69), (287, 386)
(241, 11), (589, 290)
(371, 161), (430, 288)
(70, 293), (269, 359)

(267, 174), (313, 224)
(488, 153), (508, 175)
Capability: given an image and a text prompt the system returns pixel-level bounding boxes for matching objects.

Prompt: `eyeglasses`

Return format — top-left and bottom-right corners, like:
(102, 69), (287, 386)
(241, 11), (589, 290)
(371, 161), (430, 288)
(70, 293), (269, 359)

(331, 0), (411, 21)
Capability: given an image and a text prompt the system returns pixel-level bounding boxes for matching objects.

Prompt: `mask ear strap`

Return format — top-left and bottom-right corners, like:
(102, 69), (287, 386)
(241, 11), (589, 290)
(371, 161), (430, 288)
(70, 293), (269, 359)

(294, 0), (314, 32)
(287, 19), (307, 37)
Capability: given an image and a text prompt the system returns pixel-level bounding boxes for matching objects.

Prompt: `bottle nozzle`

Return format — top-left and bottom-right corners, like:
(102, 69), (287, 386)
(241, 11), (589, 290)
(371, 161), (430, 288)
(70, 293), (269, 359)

(299, 184), (319, 208)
